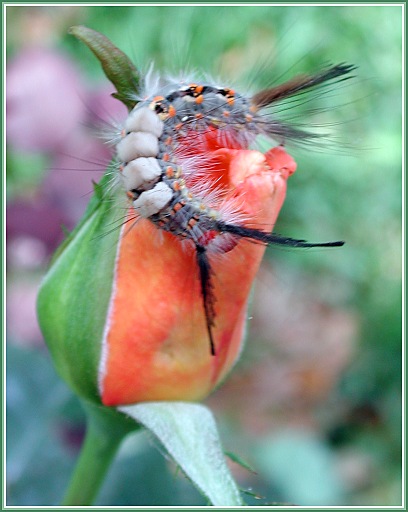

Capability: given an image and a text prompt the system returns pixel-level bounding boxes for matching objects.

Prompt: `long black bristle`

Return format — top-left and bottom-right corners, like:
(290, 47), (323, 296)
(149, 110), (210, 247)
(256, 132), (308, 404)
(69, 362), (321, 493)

(197, 225), (344, 355)
(217, 222), (345, 248)
(251, 63), (357, 108)
(195, 244), (217, 356)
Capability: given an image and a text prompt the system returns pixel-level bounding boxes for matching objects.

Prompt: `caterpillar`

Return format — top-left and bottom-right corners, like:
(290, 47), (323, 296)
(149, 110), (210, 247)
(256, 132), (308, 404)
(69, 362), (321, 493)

(114, 63), (355, 355)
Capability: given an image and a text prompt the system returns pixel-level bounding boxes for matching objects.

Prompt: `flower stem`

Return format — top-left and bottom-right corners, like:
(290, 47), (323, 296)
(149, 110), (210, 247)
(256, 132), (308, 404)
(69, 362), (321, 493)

(62, 400), (139, 506)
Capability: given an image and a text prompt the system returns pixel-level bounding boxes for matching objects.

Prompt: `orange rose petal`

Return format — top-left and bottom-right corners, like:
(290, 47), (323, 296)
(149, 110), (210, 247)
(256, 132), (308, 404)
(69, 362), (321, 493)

(99, 147), (293, 406)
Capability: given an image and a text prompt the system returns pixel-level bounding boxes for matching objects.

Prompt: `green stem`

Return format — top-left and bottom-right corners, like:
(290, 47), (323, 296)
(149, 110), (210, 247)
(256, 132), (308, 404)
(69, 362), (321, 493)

(62, 400), (139, 506)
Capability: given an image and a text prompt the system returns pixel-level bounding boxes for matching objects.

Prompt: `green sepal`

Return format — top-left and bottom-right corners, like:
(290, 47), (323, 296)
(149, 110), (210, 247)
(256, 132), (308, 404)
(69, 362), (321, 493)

(69, 25), (140, 111)
(37, 173), (125, 403)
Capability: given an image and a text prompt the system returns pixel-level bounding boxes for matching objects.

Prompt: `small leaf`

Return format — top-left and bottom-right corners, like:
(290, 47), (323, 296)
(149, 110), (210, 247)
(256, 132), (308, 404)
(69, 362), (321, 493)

(225, 450), (257, 475)
(119, 402), (244, 506)
(69, 25), (139, 110)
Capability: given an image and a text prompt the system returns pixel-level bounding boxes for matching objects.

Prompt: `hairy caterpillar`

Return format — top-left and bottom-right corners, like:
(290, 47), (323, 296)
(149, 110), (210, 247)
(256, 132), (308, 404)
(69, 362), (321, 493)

(112, 63), (355, 355)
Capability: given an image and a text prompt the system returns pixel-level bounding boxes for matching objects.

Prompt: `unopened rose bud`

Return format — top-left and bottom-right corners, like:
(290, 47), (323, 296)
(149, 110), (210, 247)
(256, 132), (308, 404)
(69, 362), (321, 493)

(37, 25), (297, 407)
(37, 142), (294, 406)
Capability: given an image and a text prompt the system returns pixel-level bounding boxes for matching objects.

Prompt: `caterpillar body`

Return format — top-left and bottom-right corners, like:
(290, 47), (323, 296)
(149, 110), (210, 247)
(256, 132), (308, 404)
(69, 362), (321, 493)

(114, 64), (355, 355)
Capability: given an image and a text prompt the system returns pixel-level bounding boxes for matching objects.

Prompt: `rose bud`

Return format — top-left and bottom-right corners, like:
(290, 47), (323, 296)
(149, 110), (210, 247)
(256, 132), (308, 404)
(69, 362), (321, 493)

(38, 26), (348, 408)
(37, 141), (295, 406)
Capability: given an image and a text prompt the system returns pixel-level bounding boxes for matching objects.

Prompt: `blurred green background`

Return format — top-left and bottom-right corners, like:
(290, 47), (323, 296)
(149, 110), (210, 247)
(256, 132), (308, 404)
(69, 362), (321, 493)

(6, 4), (403, 507)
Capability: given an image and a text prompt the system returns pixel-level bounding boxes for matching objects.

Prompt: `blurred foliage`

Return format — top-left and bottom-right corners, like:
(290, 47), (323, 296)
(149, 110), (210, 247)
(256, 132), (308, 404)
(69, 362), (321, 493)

(6, 4), (402, 507)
